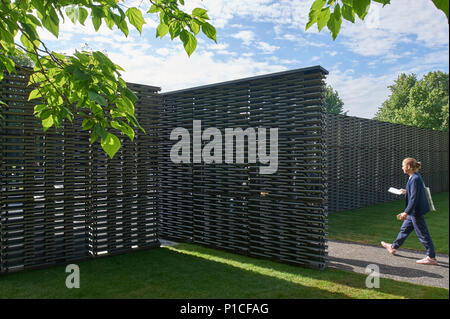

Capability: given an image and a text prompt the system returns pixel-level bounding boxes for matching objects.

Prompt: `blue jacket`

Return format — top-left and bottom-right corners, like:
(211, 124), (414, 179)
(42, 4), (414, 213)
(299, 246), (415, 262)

(405, 173), (430, 216)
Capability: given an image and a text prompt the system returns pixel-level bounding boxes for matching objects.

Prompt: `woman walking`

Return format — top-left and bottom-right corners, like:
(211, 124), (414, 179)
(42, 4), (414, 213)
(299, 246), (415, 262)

(381, 158), (437, 265)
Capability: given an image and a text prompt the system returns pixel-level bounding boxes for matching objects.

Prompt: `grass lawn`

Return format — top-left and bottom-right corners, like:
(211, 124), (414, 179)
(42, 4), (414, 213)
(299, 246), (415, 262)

(328, 192), (449, 254)
(0, 242), (447, 299)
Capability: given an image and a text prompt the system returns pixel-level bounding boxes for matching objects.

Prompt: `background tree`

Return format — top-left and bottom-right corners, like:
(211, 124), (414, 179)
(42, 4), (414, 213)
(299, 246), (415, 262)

(306, 0), (449, 40)
(374, 71), (449, 131)
(374, 73), (417, 121)
(324, 85), (347, 115)
(0, 0), (217, 158)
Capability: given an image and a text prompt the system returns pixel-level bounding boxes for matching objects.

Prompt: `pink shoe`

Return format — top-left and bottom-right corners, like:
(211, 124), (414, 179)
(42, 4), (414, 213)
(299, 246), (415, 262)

(416, 256), (438, 265)
(381, 241), (397, 255)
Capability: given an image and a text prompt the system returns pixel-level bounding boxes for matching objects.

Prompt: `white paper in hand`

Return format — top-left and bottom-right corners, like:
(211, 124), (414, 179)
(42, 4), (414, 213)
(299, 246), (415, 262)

(388, 187), (402, 195)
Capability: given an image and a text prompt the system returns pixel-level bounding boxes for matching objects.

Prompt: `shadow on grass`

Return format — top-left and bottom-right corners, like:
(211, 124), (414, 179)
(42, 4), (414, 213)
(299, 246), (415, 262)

(169, 243), (449, 299)
(0, 246), (350, 299)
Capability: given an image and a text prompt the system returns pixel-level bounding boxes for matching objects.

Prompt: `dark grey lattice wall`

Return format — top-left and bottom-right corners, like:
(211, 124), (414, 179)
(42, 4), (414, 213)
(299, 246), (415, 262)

(0, 71), (160, 273)
(159, 66), (329, 269)
(2, 66), (447, 274)
(325, 113), (449, 213)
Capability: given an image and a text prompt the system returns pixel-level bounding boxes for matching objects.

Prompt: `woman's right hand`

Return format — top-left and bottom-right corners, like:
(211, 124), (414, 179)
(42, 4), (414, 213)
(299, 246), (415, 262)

(400, 189), (406, 195)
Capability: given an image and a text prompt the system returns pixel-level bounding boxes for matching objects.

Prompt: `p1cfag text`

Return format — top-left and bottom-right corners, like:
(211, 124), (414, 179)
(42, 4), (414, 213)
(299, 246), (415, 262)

(180, 303), (269, 316)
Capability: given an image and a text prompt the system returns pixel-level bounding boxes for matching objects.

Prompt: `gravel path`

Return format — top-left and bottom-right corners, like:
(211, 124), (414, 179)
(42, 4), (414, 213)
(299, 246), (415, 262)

(327, 239), (449, 289)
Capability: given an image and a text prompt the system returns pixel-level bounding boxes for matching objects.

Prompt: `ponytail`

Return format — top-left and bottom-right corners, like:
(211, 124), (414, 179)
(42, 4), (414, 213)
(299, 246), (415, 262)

(403, 158), (422, 171)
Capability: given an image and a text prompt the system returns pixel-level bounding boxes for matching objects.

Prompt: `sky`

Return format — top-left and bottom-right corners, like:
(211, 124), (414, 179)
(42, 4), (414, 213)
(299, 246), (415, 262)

(36, 0), (449, 119)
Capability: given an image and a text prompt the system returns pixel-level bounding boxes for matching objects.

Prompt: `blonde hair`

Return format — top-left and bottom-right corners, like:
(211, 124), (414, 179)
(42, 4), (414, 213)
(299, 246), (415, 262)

(403, 158), (422, 171)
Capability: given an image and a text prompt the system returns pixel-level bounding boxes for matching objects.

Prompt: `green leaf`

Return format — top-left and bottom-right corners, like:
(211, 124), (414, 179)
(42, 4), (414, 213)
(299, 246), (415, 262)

(31, 0), (45, 17)
(39, 108), (52, 120)
(42, 15), (59, 38)
(180, 30), (197, 56)
(101, 133), (121, 159)
(82, 118), (95, 130)
(33, 104), (47, 114)
(93, 51), (115, 69)
(94, 123), (108, 139)
(306, 9), (320, 30)
(73, 68), (89, 82)
(110, 120), (123, 130)
(79, 8), (89, 25)
(353, 0), (371, 20)
(66, 6), (78, 24)
(42, 115), (54, 132)
(92, 15), (102, 31)
(20, 21), (39, 42)
(25, 14), (42, 27)
(169, 21), (183, 39)
(116, 97), (135, 115)
(192, 8), (208, 18)
(317, 8), (331, 31)
(342, 4), (355, 23)
(122, 87), (138, 103)
(156, 22), (169, 38)
(120, 122), (135, 141)
(126, 7), (145, 34)
(432, 0), (449, 21)
(118, 19), (129, 37)
(105, 15), (115, 30)
(28, 89), (42, 100)
(201, 22), (216, 42)
(91, 103), (103, 115)
(189, 20), (200, 35)
(148, 5), (159, 13)
(88, 90), (108, 106)
(0, 27), (15, 46)
(74, 50), (90, 63)
(327, 4), (342, 40)
(311, 0), (327, 11)
(90, 131), (98, 144)
(62, 106), (73, 122)
(0, 55), (15, 74)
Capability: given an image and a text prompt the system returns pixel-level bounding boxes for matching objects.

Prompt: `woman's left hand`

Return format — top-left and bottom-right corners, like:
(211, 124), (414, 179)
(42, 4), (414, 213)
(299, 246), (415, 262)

(397, 212), (408, 221)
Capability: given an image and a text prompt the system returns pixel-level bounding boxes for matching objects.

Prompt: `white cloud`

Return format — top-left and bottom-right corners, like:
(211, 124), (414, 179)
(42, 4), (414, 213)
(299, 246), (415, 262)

(108, 44), (287, 92)
(266, 56), (299, 65)
(256, 41), (279, 54)
(390, 50), (450, 77)
(208, 43), (230, 50)
(276, 33), (328, 48)
(186, 0), (448, 57)
(156, 48), (171, 56)
(231, 30), (255, 45)
(340, 0), (448, 57)
(326, 69), (394, 119)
